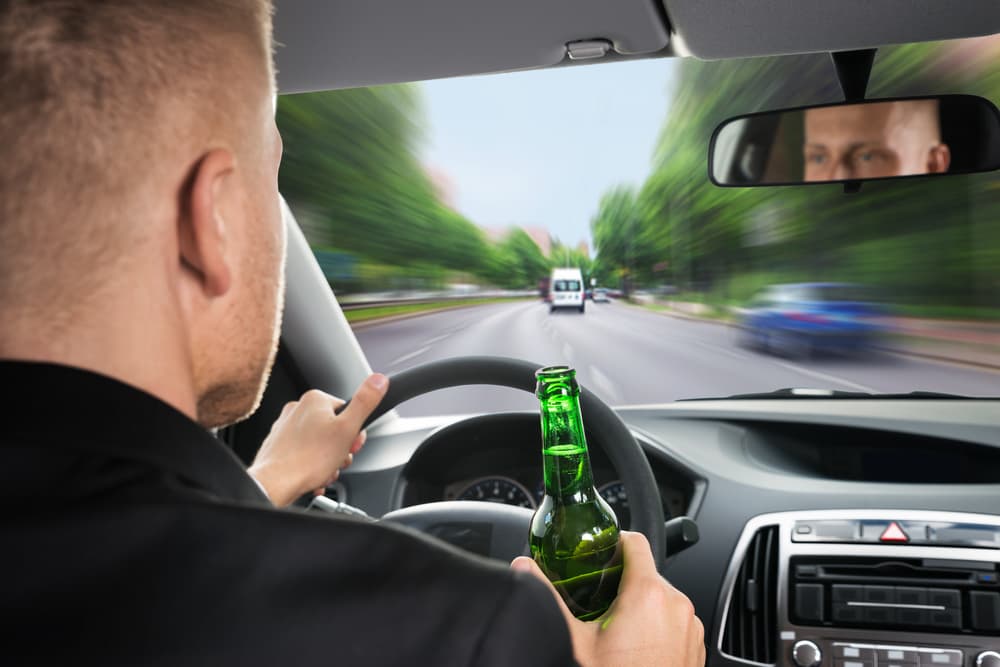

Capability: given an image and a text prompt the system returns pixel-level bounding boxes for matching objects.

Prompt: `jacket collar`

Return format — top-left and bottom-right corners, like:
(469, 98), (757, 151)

(0, 360), (268, 505)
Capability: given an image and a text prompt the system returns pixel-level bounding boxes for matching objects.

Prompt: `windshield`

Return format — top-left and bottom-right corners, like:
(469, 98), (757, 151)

(277, 36), (1000, 415)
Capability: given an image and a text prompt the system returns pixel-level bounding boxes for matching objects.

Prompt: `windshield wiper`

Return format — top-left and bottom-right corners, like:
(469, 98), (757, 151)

(682, 388), (981, 401)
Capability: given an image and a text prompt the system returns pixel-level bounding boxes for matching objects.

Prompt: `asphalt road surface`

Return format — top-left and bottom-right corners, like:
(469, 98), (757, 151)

(356, 300), (999, 417)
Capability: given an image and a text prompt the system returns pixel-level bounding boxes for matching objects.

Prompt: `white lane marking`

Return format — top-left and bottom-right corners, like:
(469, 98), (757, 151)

(589, 366), (624, 403)
(562, 343), (573, 361)
(423, 334), (450, 345)
(772, 360), (878, 393)
(694, 340), (757, 362)
(389, 345), (431, 368)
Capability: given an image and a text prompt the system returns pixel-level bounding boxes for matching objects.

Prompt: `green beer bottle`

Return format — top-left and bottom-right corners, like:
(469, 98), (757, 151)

(529, 365), (623, 621)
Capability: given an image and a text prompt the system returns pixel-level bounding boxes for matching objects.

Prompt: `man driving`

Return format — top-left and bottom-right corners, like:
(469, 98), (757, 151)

(804, 99), (951, 181)
(0, 1), (704, 664)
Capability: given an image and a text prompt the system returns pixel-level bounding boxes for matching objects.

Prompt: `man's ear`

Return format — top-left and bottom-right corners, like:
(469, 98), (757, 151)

(178, 148), (237, 298)
(927, 143), (951, 174)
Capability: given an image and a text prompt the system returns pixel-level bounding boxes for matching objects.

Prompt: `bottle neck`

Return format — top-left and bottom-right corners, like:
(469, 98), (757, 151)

(539, 393), (596, 502)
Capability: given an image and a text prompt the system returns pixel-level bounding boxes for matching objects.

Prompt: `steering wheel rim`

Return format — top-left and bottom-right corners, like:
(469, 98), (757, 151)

(368, 356), (666, 569)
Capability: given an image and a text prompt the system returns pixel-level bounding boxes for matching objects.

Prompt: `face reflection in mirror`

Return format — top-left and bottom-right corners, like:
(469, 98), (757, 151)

(803, 100), (952, 181)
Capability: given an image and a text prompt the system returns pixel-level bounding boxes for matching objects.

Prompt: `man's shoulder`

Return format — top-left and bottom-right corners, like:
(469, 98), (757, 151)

(4, 499), (575, 665)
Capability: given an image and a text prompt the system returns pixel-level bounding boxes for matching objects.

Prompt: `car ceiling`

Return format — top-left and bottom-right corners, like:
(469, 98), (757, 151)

(273, 0), (1000, 94)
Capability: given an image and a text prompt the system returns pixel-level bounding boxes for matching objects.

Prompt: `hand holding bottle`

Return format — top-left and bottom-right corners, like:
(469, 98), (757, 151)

(530, 366), (623, 619)
(513, 531), (706, 667)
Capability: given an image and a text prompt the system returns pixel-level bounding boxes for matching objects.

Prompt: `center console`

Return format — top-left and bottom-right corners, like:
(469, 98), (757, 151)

(716, 511), (1000, 667)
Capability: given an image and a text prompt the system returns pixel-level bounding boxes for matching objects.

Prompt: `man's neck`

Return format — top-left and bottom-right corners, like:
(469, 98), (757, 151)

(0, 292), (199, 423)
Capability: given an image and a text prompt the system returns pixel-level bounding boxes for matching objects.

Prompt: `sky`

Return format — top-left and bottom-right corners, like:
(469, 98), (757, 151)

(419, 58), (677, 252)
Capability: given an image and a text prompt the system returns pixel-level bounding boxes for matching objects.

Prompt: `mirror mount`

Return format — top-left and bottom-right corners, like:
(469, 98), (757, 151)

(831, 49), (877, 102)
(831, 49), (877, 193)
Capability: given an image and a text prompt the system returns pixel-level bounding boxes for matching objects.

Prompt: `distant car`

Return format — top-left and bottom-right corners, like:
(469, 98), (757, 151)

(593, 288), (610, 303)
(549, 267), (585, 313)
(739, 283), (887, 358)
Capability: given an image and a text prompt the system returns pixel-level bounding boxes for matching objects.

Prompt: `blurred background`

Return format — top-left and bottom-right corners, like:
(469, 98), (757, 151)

(277, 36), (1000, 413)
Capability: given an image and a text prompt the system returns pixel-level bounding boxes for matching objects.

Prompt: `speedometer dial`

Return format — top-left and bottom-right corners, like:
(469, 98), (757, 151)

(457, 476), (536, 509)
(597, 481), (630, 530)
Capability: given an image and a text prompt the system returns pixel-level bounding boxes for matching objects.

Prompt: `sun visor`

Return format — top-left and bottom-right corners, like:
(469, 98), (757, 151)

(663, 0), (1000, 59)
(273, 0), (670, 93)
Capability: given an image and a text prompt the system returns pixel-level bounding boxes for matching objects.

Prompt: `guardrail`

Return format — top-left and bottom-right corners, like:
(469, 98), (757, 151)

(338, 291), (537, 310)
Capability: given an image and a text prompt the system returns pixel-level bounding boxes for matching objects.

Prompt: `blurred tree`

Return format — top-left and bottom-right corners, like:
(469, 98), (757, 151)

(277, 86), (493, 283)
(593, 38), (1000, 313)
(483, 228), (552, 288)
(549, 239), (593, 271)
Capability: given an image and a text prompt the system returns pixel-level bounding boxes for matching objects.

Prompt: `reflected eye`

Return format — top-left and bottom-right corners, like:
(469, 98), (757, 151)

(851, 148), (889, 168)
(806, 153), (827, 165)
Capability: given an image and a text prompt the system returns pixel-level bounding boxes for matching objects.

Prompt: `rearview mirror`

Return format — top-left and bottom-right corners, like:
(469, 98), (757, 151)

(709, 95), (1000, 187)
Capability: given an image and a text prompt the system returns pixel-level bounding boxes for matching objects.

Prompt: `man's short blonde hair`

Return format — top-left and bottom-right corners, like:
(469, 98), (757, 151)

(0, 0), (273, 314)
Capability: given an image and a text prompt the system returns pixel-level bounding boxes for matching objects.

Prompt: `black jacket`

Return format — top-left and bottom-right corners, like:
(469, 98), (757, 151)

(0, 361), (576, 666)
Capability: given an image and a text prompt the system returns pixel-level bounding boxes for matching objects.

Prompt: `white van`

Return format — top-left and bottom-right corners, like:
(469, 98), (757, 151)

(548, 267), (585, 313)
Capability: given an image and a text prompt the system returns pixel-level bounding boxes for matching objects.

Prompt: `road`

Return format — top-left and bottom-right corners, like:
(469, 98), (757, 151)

(356, 300), (1000, 417)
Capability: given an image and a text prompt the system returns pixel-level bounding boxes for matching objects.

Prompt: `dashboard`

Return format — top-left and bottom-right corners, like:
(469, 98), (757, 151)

(397, 412), (696, 529)
(444, 475), (638, 526)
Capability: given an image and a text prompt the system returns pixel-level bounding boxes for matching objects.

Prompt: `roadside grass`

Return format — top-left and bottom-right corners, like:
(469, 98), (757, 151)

(344, 297), (533, 323)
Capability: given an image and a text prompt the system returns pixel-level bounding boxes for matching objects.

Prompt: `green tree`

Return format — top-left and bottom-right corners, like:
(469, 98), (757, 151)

(485, 228), (552, 288)
(277, 85), (493, 280)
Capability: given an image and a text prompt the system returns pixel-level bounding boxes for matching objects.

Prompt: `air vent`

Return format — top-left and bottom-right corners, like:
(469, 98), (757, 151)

(722, 525), (779, 664)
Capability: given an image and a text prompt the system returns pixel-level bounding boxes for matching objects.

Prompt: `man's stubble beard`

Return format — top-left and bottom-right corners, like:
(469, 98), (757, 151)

(196, 249), (286, 430)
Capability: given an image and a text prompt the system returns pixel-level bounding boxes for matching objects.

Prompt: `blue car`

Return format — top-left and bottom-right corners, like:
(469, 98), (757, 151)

(739, 283), (887, 358)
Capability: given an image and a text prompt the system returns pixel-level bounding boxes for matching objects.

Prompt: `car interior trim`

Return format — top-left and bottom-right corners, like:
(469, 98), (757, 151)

(273, 0), (671, 93)
(716, 510), (1000, 666)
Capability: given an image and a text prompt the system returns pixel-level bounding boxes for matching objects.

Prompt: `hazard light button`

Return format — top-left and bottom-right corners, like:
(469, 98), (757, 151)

(881, 521), (909, 543)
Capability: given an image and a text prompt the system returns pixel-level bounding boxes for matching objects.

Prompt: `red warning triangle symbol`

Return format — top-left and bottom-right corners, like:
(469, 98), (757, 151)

(881, 521), (909, 543)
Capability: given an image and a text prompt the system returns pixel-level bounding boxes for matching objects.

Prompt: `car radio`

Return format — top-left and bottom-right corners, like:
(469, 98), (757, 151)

(717, 511), (1000, 667)
(789, 555), (998, 633)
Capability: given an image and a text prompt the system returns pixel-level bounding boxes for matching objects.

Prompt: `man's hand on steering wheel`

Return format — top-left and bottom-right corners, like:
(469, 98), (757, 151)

(248, 374), (389, 506)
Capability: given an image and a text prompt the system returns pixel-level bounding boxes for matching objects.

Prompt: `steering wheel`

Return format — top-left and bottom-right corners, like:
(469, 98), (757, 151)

(362, 356), (666, 569)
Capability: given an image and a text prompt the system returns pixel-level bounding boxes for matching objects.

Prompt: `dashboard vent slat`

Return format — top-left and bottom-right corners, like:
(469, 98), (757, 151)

(722, 525), (779, 665)
(761, 526), (776, 657)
